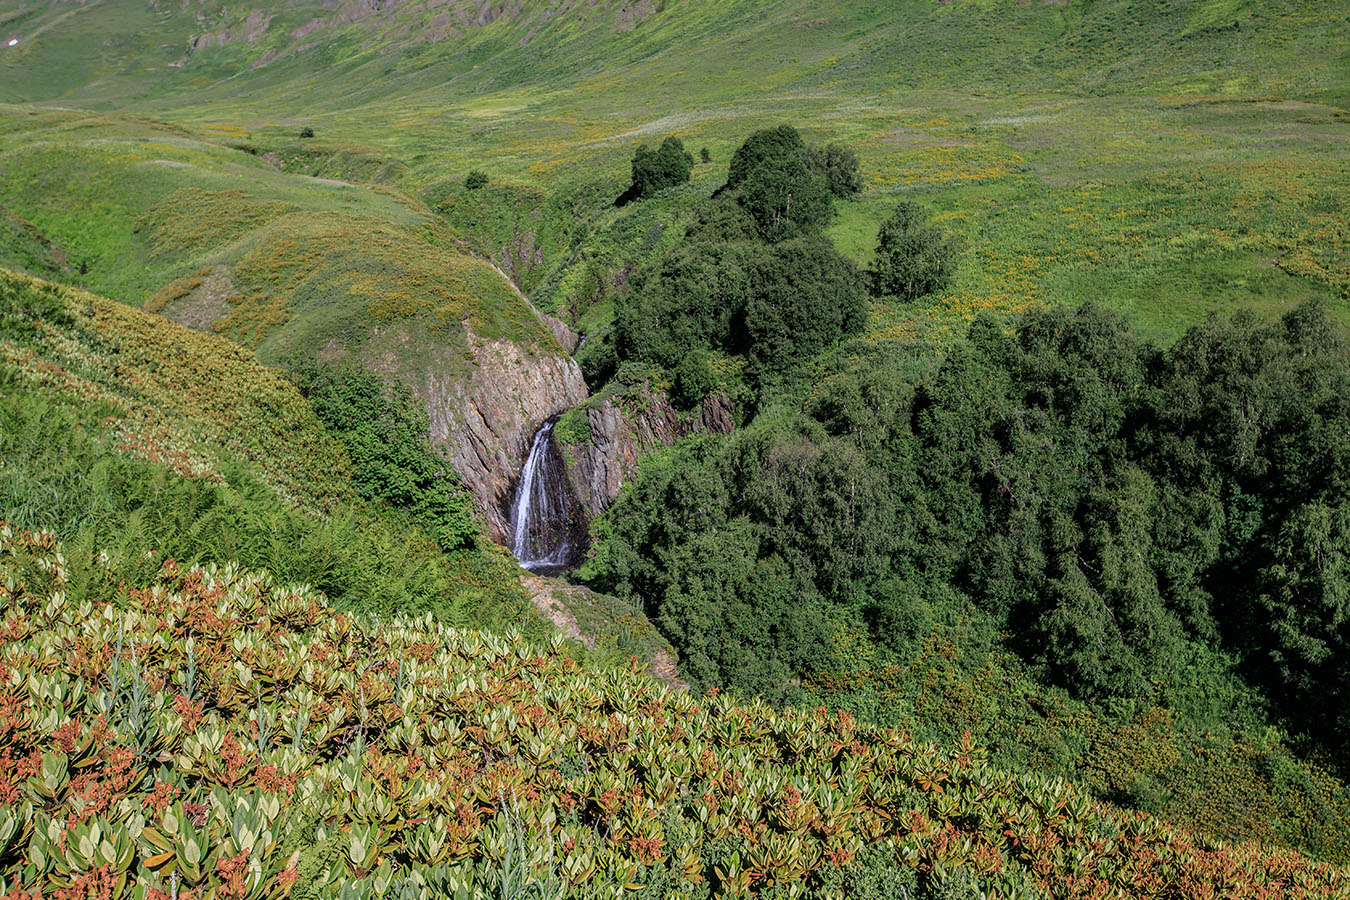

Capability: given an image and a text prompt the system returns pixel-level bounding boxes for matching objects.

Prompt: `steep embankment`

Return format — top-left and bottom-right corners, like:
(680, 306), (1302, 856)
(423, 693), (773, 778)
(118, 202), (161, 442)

(0, 266), (544, 629)
(1, 528), (1346, 898)
(0, 108), (590, 536)
(421, 323), (588, 541)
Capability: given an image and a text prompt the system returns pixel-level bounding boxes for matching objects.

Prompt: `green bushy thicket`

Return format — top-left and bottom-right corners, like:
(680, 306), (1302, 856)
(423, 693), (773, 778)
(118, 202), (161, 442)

(869, 201), (961, 300)
(614, 126), (867, 399)
(584, 300), (1350, 859)
(297, 364), (478, 553)
(626, 136), (694, 201)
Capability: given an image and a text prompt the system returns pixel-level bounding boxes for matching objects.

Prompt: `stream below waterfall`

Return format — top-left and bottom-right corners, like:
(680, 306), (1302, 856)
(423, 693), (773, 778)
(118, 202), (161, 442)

(509, 418), (585, 575)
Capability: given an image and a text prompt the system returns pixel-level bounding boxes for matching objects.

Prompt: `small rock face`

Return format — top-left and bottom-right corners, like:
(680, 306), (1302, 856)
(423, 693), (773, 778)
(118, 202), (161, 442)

(417, 328), (589, 542)
(559, 389), (736, 519)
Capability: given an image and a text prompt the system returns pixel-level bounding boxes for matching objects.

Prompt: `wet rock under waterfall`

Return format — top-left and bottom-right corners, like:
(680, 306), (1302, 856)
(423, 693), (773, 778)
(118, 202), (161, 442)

(508, 418), (587, 575)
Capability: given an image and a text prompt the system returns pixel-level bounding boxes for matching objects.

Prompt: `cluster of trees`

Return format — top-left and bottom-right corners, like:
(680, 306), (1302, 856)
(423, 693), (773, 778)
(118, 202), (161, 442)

(623, 136), (695, 202)
(721, 124), (861, 239)
(588, 125), (961, 401)
(871, 201), (960, 299)
(585, 301), (1350, 756)
(607, 126), (868, 399)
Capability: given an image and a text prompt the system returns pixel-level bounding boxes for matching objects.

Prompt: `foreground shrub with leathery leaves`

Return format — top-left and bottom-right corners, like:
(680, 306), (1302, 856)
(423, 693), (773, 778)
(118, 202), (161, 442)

(1, 526), (1347, 899)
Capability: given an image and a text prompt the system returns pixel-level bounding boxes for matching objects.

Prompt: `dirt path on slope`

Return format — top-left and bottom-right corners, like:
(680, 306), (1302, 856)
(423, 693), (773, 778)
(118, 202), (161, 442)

(520, 574), (588, 647)
(518, 573), (688, 691)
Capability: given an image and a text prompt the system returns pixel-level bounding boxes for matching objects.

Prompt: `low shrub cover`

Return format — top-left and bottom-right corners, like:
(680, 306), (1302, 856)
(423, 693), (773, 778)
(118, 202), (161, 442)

(0, 526), (1345, 899)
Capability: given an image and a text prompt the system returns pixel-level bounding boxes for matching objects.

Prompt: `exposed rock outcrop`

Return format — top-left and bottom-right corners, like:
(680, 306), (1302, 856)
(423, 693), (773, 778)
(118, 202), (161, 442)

(557, 387), (735, 519)
(417, 327), (588, 542)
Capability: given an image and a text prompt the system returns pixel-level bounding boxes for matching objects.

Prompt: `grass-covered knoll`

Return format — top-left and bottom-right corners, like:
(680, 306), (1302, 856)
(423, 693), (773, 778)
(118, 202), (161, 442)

(0, 269), (348, 508)
(1, 526), (1347, 899)
(0, 206), (66, 277)
(0, 268), (542, 631)
(0, 106), (560, 380)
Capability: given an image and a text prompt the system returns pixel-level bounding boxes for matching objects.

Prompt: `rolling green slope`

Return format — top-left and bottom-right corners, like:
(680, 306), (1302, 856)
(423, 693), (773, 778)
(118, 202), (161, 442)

(1, 2), (1345, 345)
(0, 266), (544, 629)
(0, 105), (561, 376)
(4, 1), (1346, 111)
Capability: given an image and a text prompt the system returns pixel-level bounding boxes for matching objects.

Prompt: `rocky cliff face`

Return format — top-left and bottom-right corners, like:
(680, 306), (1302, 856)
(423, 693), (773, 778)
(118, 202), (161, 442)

(416, 326), (588, 542)
(558, 388), (735, 519)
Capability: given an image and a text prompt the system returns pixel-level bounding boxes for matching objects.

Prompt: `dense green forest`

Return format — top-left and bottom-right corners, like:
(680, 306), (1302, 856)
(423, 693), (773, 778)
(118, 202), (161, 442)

(572, 127), (1350, 856)
(584, 296), (1350, 855)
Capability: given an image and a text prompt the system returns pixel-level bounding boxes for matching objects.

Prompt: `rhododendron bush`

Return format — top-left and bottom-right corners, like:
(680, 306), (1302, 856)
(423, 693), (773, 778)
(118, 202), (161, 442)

(0, 524), (1346, 899)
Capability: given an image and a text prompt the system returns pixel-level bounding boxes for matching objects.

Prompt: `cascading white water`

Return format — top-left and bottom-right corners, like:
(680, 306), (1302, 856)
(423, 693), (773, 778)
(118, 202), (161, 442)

(509, 420), (580, 572)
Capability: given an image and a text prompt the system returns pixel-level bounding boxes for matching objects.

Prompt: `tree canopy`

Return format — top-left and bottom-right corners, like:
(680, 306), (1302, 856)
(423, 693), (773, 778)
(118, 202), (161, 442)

(870, 200), (961, 299)
(626, 136), (695, 201)
(612, 126), (867, 399)
(590, 300), (1350, 760)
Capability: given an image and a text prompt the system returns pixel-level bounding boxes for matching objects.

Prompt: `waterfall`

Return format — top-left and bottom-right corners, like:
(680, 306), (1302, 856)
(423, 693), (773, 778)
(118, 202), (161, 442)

(509, 419), (584, 574)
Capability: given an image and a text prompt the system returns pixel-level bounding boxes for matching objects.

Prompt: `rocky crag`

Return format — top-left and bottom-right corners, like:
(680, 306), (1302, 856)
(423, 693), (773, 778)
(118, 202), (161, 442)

(417, 326), (588, 542)
(556, 386), (736, 519)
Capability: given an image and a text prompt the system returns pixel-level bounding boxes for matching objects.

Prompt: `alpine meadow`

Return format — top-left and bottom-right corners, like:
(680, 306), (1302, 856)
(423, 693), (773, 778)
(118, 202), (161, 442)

(1, 1), (1349, 898)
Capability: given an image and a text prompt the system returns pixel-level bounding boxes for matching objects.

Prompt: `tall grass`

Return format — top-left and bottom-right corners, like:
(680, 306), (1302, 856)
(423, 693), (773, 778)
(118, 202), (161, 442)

(0, 369), (542, 635)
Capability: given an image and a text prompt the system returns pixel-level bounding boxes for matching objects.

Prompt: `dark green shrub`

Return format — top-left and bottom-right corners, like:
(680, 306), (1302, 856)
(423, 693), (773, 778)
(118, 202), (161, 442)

(816, 143), (863, 197)
(628, 136), (694, 200)
(673, 349), (716, 410)
(744, 235), (867, 379)
(297, 365), (477, 552)
(616, 240), (756, 368)
(726, 125), (811, 190)
(722, 126), (839, 241)
(739, 152), (834, 241)
(298, 126), (315, 139)
(464, 169), (489, 190)
(870, 201), (960, 299)
(682, 196), (759, 244)
(577, 328), (619, 385)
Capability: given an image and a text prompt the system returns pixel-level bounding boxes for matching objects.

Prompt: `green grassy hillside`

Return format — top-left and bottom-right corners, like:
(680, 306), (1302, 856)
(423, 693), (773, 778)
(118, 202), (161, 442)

(5, 1), (1347, 110)
(0, 526), (1346, 899)
(0, 267), (544, 631)
(2, 2), (1345, 346)
(0, 106), (561, 384)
